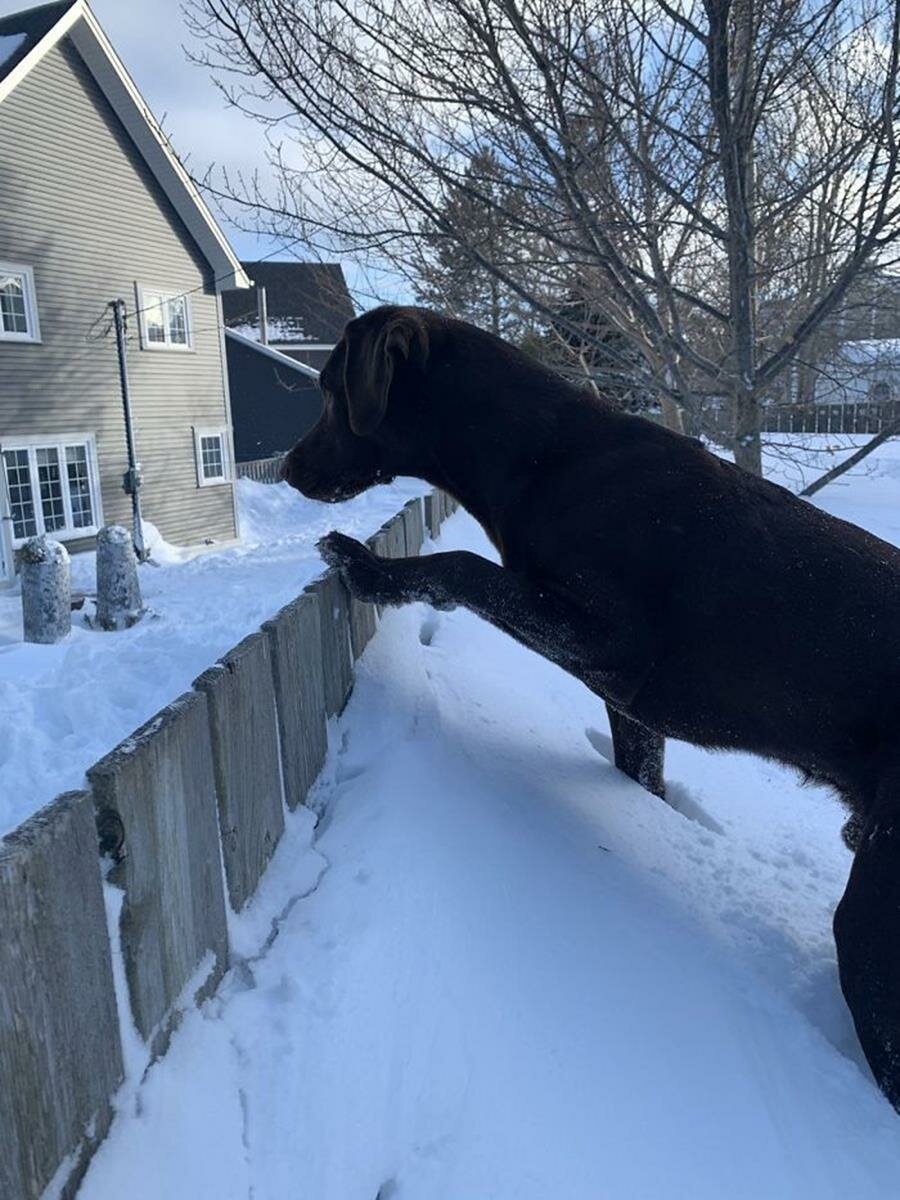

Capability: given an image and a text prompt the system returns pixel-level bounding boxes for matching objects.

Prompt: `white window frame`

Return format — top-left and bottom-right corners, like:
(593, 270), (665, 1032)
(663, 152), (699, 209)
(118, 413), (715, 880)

(193, 426), (232, 487)
(134, 283), (192, 352)
(0, 261), (41, 343)
(1, 434), (103, 545)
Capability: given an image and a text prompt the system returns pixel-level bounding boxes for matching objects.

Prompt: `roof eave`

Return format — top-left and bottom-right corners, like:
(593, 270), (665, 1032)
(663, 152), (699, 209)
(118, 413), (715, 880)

(225, 327), (321, 379)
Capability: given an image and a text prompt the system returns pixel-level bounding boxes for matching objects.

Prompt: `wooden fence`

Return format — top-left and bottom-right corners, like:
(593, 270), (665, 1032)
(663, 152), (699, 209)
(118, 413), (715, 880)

(760, 400), (900, 435)
(236, 455), (285, 484)
(0, 489), (457, 1200)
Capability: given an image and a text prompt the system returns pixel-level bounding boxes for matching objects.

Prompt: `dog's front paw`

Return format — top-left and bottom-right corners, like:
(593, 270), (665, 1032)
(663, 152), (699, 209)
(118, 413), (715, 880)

(317, 531), (403, 605)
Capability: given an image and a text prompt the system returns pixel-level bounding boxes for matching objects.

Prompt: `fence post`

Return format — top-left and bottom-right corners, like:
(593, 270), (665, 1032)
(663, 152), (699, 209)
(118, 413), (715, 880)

(0, 792), (123, 1200)
(262, 594), (327, 810)
(194, 633), (286, 912)
(88, 693), (229, 1054)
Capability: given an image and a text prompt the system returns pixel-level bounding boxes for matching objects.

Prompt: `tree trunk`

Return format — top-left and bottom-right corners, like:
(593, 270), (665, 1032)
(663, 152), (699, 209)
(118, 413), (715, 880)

(659, 395), (685, 434)
(733, 383), (762, 475)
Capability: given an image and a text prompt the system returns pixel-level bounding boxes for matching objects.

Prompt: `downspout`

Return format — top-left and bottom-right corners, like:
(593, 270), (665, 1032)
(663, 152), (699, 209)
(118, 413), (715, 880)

(0, 444), (15, 584)
(110, 298), (147, 560)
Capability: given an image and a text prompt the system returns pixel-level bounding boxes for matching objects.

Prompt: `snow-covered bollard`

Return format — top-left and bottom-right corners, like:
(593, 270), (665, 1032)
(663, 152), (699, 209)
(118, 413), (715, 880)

(20, 535), (71, 644)
(96, 524), (144, 631)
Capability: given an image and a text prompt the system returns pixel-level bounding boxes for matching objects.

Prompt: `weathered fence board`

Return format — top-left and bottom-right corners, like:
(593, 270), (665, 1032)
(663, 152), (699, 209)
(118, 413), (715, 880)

(305, 571), (354, 717)
(348, 591), (378, 661)
(383, 512), (407, 559)
(0, 791), (122, 1200)
(263, 593), (328, 810)
(88, 693), (228, 1050)
(194, 633), (285, 912)
(423, 492), (437, 539)
(402, 497), (425, 557)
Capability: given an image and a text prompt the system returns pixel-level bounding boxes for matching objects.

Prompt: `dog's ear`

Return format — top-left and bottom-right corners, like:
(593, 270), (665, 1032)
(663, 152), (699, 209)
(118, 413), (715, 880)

(344, 313), (429, 437)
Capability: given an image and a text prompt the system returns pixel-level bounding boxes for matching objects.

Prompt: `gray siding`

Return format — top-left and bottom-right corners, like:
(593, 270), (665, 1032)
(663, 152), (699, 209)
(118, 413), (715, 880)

(0, 38), (238, 548)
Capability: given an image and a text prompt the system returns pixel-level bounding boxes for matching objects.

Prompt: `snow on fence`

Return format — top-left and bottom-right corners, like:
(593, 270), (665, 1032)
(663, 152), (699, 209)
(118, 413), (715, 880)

(236, 454), (285, 484)
(0, 489), (458, 1200)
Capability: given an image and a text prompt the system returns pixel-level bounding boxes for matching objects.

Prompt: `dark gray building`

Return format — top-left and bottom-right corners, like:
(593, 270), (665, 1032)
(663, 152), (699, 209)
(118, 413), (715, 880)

(224, 329), (323, 463)
(222, 261), (355, 373)
(0, 0), (251, 583)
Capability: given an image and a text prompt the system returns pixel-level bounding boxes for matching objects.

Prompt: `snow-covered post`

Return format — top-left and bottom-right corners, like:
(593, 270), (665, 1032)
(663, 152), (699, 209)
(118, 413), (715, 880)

(96, 524), (144, 631)
(20, 535), (71, 644)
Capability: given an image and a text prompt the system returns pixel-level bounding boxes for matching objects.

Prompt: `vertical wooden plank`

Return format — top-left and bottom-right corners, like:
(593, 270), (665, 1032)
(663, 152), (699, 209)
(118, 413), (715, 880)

(194, 633), (286, 912)
(0, 792), (123, 1200)
(88, 694), (229, 1051)
(263, 594), (327, 810)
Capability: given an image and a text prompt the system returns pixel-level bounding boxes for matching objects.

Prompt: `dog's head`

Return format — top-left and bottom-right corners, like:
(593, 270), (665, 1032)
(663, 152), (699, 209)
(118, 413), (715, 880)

(281, 305), (432, 502)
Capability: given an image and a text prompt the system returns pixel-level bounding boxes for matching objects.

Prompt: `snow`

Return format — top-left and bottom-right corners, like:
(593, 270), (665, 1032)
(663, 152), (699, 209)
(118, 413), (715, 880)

(0, 33), (27, 69)
(229, 317), (309, 344)
(0, 477), (427, 839)
(74, 434), (900, 1198)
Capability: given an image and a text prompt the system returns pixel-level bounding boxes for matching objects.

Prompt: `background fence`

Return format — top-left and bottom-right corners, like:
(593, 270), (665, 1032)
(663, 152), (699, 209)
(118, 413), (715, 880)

(0, 487), (458, 1200)
(236, 455), (285, 484)
(759, 400), (900, 435)
(695, 398), (900, 441)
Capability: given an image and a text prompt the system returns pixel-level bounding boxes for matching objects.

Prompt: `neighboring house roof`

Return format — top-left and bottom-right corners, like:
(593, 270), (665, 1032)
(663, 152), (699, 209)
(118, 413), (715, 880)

(0, 0), (250, 291)
(222, 261), (354, 345)
(831, 338), (900, 366)
(811, 338), (900, 405)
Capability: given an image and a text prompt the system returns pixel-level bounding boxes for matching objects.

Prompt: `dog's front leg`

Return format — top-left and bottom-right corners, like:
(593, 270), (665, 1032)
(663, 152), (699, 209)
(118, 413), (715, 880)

(319, 532), (652, 710)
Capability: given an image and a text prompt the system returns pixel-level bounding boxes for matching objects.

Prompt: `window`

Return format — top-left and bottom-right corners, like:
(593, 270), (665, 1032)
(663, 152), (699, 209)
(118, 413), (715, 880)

(0, 262), (40, 342)
(135, 284), (191, 350)
(194, 428), (231, 486)
(1, 437), (101, 543)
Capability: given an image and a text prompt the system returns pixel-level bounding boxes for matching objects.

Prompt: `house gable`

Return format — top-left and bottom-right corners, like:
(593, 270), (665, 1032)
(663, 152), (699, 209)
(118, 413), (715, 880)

(0, 0), (248, 291)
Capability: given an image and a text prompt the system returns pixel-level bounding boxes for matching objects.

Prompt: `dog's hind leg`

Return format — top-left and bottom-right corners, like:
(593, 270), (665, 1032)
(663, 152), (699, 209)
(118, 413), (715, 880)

(606, 706), (666, 799)
(833, 761), (900, 1111)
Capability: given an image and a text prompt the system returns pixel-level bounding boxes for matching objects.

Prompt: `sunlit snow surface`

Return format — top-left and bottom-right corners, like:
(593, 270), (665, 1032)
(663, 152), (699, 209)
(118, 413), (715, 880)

(23, 435), (900, 1197)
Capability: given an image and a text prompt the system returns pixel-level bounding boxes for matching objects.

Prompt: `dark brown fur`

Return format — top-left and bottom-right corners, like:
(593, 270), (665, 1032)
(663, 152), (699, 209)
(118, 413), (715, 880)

(283, 305), (900, 1110)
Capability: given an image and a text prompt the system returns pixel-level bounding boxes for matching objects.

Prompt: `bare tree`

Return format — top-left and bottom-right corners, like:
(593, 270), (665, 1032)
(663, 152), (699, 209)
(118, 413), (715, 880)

(412, 149), (539, 340)
(188, 0), (900, 473)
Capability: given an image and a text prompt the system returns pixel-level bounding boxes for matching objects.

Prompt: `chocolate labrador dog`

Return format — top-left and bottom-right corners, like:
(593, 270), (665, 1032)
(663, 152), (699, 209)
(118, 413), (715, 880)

(282, 304), (900, 1111)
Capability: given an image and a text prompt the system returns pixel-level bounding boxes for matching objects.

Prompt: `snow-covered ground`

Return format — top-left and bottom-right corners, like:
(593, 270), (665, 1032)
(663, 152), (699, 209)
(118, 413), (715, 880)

(0, 477), (427, 838)
(71, 434), (900, 1198)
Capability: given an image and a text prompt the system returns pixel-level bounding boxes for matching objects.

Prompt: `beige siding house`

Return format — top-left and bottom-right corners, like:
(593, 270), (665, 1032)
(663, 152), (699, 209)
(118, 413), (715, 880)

(0, 0), (251, 582)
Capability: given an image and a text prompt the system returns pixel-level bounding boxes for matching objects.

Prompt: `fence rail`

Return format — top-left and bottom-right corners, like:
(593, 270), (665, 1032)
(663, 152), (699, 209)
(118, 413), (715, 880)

(237, 455), (285, 484)
(760, 400), (900, 435)
(0, 488), (457, 1200)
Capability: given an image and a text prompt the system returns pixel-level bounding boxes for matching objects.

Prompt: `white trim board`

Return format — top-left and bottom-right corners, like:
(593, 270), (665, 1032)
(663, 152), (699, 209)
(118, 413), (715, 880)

(0, 1), (251, 293)
(225, 327), (321, 380)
